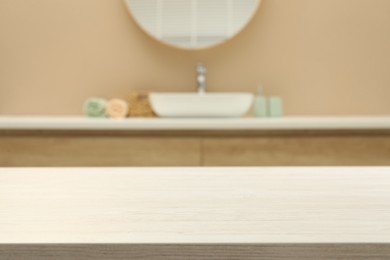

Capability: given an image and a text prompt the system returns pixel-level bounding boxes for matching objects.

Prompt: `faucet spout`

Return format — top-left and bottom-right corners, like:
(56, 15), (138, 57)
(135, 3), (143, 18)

(196, 63), (206, 94)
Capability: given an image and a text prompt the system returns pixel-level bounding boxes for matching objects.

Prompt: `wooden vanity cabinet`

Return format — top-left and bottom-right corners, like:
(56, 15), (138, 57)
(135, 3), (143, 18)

(0, 131), (201, 167)
(202, 131), (390, 166)
(1, 130), (390, 167)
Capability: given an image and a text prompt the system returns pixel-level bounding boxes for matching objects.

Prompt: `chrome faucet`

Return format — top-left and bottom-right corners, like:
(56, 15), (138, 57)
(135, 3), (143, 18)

(196, 63), (206, 94)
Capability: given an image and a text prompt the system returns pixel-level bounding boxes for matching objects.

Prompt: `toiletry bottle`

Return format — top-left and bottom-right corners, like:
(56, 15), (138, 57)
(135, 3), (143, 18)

(269, 96), (284, 117)
(253, 85), (268, 118)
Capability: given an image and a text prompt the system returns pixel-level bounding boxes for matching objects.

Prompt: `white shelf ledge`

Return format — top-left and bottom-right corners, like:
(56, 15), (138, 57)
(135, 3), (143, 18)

(0, 116), (390, 131)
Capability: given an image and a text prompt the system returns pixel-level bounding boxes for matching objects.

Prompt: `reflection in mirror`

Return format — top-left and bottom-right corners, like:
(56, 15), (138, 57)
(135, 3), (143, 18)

(125, 0), (261, 49)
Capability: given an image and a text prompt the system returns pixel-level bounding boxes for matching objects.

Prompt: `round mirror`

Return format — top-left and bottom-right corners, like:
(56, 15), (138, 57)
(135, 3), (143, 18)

(124, 0), (261, 50)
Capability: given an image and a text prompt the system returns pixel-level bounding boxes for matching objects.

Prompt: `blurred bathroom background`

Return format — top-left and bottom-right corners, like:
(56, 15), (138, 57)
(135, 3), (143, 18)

(1, 0), (390, 116)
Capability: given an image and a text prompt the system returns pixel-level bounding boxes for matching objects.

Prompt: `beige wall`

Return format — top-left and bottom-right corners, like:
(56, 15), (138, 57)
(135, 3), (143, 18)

(0, 0), (389, 115)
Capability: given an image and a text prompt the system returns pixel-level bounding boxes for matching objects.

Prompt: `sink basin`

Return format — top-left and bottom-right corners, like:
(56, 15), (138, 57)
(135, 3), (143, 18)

(149, 93), (254, 118)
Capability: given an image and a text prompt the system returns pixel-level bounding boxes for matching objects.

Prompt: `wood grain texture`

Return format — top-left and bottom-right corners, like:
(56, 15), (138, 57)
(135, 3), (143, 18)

(1, 244), (390, 260)
(0, 136), (201, 166)
(1, 167), (390, 243)
(203, 135), (390, 166)
(1, 131), (390, 167)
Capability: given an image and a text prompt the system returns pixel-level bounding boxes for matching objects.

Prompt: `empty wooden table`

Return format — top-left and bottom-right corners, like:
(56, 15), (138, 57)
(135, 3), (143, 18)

(1, 167), (390, 259)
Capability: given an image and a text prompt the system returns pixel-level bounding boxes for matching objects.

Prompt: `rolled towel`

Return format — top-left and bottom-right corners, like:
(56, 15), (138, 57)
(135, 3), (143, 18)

(83, 97), (107, 118)
(106, 99), (129, 119)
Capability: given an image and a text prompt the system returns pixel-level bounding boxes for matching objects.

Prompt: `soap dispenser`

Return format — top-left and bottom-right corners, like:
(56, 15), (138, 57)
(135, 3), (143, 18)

(253, 85), (268, 118)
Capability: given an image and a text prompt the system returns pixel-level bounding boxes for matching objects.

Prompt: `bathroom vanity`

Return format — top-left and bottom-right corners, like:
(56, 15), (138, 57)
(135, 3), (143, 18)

(0, 117), (390, 167)
(1, 166), (390, 259)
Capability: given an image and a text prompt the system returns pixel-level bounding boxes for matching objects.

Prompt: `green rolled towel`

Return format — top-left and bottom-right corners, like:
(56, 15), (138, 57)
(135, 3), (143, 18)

(83, 97), (107, 118)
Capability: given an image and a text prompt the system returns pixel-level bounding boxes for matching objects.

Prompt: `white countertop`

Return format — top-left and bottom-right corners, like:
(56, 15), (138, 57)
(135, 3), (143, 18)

(0, 116), (390, 130)
(1, 167), (390, 243)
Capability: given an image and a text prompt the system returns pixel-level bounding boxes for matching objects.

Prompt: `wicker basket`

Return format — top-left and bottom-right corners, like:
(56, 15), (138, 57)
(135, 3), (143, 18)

(128, 91), (156, 117)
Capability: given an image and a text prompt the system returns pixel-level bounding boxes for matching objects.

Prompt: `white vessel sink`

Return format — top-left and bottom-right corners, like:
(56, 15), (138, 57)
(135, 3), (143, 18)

(149, 93), (254, 118)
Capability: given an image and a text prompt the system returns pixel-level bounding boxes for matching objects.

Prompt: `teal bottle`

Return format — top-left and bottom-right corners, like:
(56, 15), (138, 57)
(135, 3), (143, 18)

(253, 86), (268, 118)
(269, 96), (284, 117)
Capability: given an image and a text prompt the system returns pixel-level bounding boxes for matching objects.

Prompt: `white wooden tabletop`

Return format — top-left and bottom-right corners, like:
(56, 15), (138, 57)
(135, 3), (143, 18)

(1, 167), (390, 244)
